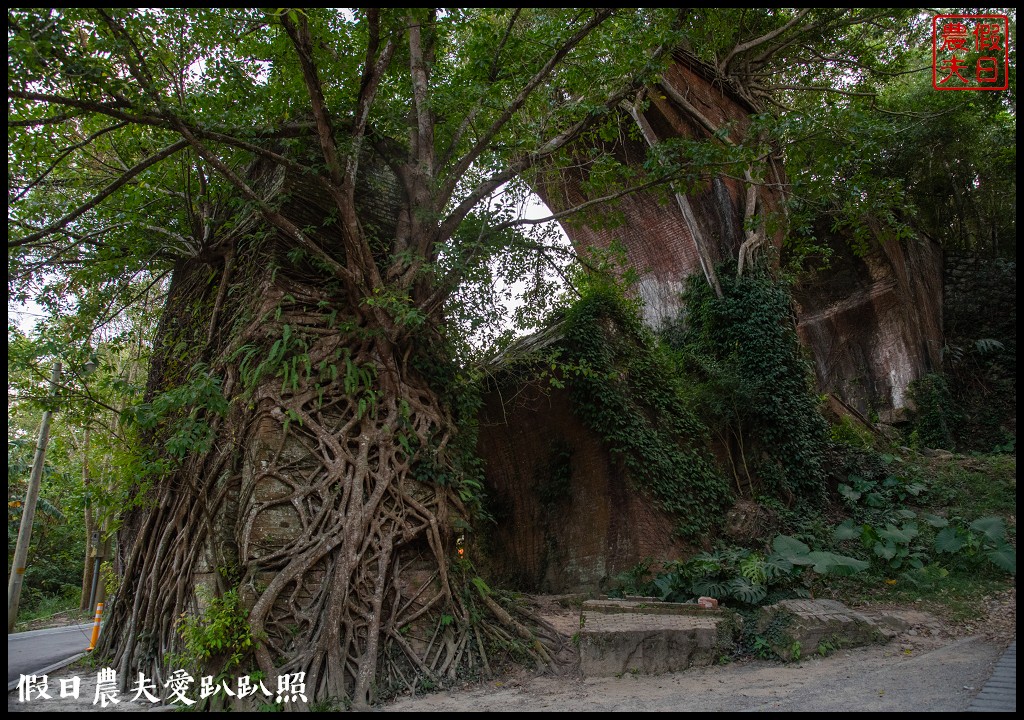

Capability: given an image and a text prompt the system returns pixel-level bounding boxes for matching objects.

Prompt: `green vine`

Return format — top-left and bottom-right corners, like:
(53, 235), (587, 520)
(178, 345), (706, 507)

(537, 440), (573, 509)
(665, 267), (830, 504)
(115, 364), (229, 518)
(409, 335), (490, 523)
(906, 373), (960, 451)
(558, 277), (731, 539)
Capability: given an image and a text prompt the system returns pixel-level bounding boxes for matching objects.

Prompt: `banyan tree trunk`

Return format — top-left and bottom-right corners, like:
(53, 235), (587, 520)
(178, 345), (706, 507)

(95, 165), (566, 710)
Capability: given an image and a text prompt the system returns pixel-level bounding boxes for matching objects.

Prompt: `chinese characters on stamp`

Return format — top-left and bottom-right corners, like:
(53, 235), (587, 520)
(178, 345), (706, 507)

(933, 14), (1010, 91)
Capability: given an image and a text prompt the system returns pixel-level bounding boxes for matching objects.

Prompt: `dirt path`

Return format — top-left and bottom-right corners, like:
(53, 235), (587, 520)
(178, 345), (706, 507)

(9, 591), (1014, 713)
(376, 591), (1015, 713)
(377, 635), (1008, 712)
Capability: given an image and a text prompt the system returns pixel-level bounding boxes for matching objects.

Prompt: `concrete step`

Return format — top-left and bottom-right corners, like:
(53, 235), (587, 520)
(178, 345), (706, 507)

(578, 597), (891, 677)
(578, 599), (731, 677)
(756, 598), (888, 661)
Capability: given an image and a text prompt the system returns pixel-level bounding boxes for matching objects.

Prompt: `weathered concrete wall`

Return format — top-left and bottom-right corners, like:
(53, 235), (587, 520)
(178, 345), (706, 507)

(475, 380), (690, 595)
(533, 52), (944, 415)
(791, 232), (945, 420)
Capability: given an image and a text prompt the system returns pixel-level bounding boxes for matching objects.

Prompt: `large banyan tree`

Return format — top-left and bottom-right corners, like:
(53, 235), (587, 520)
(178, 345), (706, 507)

(9, 6), (944, 709)
(8, 7), (701, 709)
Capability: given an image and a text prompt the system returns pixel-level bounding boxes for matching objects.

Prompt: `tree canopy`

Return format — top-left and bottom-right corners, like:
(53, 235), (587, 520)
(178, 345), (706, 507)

(9, 8), (685, 352)
(7, 7), (1016, 710)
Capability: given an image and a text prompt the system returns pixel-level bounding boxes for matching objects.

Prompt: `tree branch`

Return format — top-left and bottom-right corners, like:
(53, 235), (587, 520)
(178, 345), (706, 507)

(95, 10), (166, 106)
(719, 8), (812, 76)
(7, 110), (85, 127)
(168, 122), (358, 292)
(437, 9), (615, 213)
(348, 10), (396, 188)
(756, 84), (878, 98)
(749, 9), (894, 69)
(10, 140), (190, 248)
(437, 50), (658, 249)
(8, 89), (316, 140)
(12, 122), (129, 202)
(438, 9), (521, 171)
(279, 11), (345, 187)
(490, 175), (670, 233)
(657, 79), (734, 143)
(408, 13), (437, 179)
(423, 167), (684, 320)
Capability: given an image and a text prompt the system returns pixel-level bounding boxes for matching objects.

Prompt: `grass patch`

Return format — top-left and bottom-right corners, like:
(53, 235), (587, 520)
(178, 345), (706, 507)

(913, 453), (1016, 519)
(15, 592), (91, 632)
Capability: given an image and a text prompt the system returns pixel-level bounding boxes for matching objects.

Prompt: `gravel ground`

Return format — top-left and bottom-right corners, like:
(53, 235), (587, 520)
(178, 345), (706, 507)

(376, 588), (1016, 713)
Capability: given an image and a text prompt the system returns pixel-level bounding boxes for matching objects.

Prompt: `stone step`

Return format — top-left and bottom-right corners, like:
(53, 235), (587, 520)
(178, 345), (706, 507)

(578, 599), (731, 677)
(756, 598), (887, 661)
(577, 597), (891, 677)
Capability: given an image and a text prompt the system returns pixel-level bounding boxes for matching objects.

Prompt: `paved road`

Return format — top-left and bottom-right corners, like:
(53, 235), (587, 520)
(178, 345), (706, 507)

(7, 624), (94, 688)
(967, 639), (1016, 713)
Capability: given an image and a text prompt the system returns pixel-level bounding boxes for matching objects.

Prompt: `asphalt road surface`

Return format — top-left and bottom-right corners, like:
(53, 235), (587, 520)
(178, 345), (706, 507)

(8, 624), (94, 688)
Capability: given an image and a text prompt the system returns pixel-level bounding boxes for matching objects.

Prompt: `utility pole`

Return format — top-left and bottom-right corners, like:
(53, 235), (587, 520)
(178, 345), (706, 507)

(8, 361), (62, 633)
(80, 424), (96, 611)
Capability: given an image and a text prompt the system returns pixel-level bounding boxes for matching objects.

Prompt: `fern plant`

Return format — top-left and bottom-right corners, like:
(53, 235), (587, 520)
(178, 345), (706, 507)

(612, 535), (868, 609)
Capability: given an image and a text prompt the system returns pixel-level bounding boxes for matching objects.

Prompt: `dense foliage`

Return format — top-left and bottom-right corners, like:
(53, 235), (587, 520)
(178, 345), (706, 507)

(558, 278), (731, 539)
(9, 7), (704, 707)
(664, 268), (830, 503)
(609, 448), (1015, 660)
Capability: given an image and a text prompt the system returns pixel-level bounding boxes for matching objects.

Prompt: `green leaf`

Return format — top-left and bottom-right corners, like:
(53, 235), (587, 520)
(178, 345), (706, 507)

(471, 577), (491, 596)
(837, 483), (861, 502)
(833, 520), (861, 542)
(969, 516), (1006, 545)
(806, 550), (869, 575)
(934, 526), (966, 554)
(727, 575), (767, 604)
(772, 535), (813, 565)
(984, 544), (1016, 574)
(865, 492), (886, 508)
(739, 553), (768, 584)
(873, 542), (898, 561)
(762, 553), (794, 579)
(653, 573), (686, 602)
(877, 522), (918, 544)
(691, 578), (730, 598)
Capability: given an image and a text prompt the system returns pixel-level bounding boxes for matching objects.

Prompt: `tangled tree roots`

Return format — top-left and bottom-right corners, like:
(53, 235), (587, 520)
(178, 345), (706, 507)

(96, 247), (571, 710)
